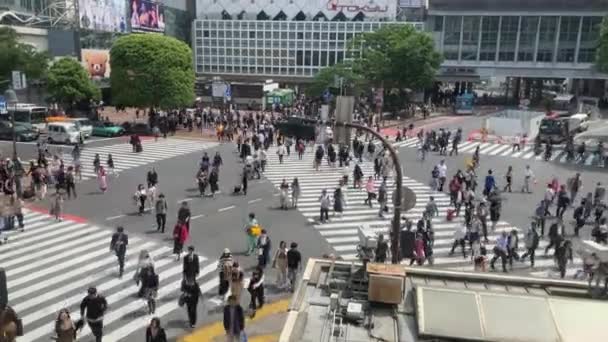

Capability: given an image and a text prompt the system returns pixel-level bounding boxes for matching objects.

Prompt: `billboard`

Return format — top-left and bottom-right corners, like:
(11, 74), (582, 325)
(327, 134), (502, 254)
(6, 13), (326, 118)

(196, 0), (397, 20)
(130, 0), (165, 32)
(82, 49), (111, 79)
(79, 0), (128, 33)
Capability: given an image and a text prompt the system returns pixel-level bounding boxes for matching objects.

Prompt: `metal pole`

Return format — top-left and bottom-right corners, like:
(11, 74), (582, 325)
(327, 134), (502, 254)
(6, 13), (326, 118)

(10, 106), (17, 160)
(335, 121), (403, 264)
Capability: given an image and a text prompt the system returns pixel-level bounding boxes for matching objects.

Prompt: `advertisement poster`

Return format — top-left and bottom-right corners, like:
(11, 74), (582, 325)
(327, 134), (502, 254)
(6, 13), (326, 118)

(130, 0), (165, 32)
(79, 0), (127, 33)
(82, 49), (111, 79)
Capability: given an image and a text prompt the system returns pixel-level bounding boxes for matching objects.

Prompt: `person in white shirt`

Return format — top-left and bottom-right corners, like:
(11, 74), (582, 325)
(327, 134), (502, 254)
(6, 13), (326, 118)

(522, 165), (535, 193)
(276, 143), (287, 164)
(436, 160), (448, 192)
(449, 224), (468, 258)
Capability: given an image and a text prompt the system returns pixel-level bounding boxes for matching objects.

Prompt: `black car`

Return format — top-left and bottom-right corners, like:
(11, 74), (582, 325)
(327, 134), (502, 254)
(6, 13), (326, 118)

(0, 120), (39, 141)
(121, 122), (153, 136)
(274, 117), (316, 140)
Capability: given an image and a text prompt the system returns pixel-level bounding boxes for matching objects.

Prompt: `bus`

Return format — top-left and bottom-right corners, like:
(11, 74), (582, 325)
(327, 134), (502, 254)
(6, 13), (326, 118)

(12, 104), (49, 130)
(454, 93), (475, 115)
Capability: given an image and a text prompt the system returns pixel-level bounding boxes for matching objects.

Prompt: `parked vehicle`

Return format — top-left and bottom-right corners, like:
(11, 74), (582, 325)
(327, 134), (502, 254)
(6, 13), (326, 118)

(46, 122), (83, 145)
(92, 122), (125, 137)
(0, 120), (39, 141)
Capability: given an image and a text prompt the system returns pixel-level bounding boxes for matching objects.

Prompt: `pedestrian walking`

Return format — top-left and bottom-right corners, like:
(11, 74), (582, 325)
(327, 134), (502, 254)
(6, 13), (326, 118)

(319, 189), (331, 222)
(209, 167), (219, 198)
(544, 222), (563, 256)
(449, 224), (467, 258)
(97, 165), (107, 193)
(180, 278), (203, 328)
(520, 222), (540, 268)
(364, 177), (375, 207)
(155, 194), (168, 232)
(374, 234), (389, 263)
(521, 165), (535, 193)
(79, 287), (108, 342)
(55, 308), (77, 342)
(503, 166), (513, 193)
(556, 185), (570, 219)
(377, 181), (388, 218)
(50, 190), (64, 221)
(172, 222), (189, 260)
(436, 160), (447, 192)
(134, 184), (147, 215)
(286, 242), (301, 292)
(66, 166), (76, 199)
(110, 226), (128, 278)
(279, 179), (289, 210)
(291, 177), (300, 208)
(177, 201), (191, 232)
(223, 295), (245, 342)
(507, 229), (520, 268)
(272, 241), (288, 289)
(217, 249), (234, 296)
(567, 173), (582, 205)
(555, 240), (573, 279)
(490, 231), (509, 273)
(183, 246), (200, 282)
(147, 168), (158, 188)
(145, 317), (167, 342)
(257, 229), (272, 268)
(276, 143), (286, 164)
(248, 267), (265, 316)
(245, 213), (259, 256)
(107, 154), (116, 177)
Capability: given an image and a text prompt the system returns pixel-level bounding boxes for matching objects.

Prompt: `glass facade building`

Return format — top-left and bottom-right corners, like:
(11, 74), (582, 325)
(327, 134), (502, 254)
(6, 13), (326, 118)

(193, 20), (423, 78)
(429, 14), (603, 65)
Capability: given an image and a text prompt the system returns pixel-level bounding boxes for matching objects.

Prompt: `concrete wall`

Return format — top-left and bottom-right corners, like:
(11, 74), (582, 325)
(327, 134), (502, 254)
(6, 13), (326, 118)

(0, 25), (48, 51)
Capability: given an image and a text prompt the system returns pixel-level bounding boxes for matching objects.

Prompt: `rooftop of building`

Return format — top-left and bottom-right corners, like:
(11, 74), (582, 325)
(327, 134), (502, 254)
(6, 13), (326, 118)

(280, 258), (608, 342)
(428, 0), (608, 13)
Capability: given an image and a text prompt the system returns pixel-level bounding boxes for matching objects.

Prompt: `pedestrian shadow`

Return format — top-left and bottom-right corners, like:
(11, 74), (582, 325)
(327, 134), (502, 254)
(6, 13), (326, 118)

(165, 319), (189, 329)
(85, 191), (103, 195)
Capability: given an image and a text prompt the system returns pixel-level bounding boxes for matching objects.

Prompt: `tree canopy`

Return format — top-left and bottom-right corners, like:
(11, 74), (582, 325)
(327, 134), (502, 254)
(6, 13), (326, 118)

(350, 24), (443, 90)
(47, 57), (100, 108)
(110, 34), (195, 109)
(306, 62), (364, 98)
(597, 16), (608, 73)
(0, 27), (49, 91)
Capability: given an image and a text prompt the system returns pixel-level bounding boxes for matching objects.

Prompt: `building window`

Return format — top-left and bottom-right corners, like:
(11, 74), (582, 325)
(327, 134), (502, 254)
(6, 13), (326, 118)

(443, 16), (462, 61)
(479, 16), (499, 61)
(461, 16), (480, 61)
(557, 16), (580, 62)
(578, 16), (602, 63)
(536, 16), (558, 62)
(498, 16), (518, 61)
(433, 16), (443, 32)
(517, 16), (538, 62)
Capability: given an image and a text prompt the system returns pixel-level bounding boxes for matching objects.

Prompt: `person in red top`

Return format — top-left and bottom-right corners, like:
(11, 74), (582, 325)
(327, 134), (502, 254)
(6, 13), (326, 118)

(173, 223), (189, 260)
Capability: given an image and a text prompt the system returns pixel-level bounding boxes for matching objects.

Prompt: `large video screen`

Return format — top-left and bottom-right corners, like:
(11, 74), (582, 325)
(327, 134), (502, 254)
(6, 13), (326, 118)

(130, 0), (165, 33)
(79, 0), (127, 33)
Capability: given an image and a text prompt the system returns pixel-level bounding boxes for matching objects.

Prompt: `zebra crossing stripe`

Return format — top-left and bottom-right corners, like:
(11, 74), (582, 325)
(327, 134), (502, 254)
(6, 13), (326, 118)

(2, 208), (218, 342)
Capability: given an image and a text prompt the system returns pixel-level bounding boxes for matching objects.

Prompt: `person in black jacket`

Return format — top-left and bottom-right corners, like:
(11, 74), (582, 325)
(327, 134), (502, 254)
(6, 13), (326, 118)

(80, 287), (107, 342)
(181, 278), (203, 328)
(223, 295), (245, 342)
(109, 226), (128, 278)
(147, 168), (158, 188)
(183, 246), (200, 282)
(177, 202), (191, 232)
(145, 317), (167, 342)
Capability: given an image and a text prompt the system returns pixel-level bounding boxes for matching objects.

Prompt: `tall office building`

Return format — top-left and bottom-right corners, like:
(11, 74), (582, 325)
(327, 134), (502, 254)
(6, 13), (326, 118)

(193, 0), (423, 83)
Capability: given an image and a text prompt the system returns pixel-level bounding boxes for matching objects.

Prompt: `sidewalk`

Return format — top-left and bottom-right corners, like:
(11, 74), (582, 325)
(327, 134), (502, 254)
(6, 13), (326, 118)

(178, 298), (290, 342)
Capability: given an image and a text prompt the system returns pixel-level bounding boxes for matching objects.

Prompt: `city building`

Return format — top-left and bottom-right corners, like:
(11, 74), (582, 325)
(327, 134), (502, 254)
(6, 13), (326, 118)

(427, 0), (608, 98)
(193, 0), (424, 84)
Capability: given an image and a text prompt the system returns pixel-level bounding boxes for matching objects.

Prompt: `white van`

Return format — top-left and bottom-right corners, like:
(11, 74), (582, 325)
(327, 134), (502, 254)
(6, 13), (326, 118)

(70, 118), (93, 138)
(47, 122), (83, 144)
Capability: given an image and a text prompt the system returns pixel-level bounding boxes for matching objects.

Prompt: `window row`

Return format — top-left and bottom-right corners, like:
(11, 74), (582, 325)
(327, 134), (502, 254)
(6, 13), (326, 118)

(196, 65), (319, 77)
(197, 30), (358, 41)
(196, 50), (346, 68)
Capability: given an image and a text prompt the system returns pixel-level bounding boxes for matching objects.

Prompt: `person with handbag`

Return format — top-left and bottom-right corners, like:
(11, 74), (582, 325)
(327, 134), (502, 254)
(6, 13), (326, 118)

(55, 308), (77, 342)
(272, 241), (288, 289)
(247, 267), (265, 316)
(173, 223), (189, 260)
(145, 317), (167, 342)
(109, 226), (128, 278)
(181, 278), (203, 328)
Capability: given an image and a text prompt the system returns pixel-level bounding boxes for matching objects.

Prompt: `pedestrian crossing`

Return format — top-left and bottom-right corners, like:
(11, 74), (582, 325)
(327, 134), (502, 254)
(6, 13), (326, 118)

(264, 147), (584, 279)
(61, 138), (218, 180)
(0, 209), (218, 342)
(391, 137), (606, 167)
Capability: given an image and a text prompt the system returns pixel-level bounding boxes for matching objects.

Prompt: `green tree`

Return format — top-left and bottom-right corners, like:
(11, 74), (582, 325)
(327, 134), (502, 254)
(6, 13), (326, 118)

(0, 27), (50, 90)
(306, 62), (365, 98)
(110, 34), (195, 109)
(597, 16), (608, 73)
(47, 57), (100, 109)
(350, 24), (443, 90)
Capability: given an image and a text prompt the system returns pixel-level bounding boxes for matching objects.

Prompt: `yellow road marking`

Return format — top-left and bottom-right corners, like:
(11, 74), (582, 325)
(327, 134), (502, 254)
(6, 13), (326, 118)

(179, 299), (289, 342)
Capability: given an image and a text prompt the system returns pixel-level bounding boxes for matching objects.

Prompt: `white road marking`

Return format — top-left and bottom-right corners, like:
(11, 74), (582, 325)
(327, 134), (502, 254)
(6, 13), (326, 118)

(248, 198), (262, 204)
(106, 214), (126, 220)
(218, 205), (235, 212)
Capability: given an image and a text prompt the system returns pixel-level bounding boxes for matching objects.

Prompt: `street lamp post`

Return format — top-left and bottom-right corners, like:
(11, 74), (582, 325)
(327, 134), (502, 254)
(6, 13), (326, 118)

(4, 89), (23, 198)
(3, 89), (19, 160)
